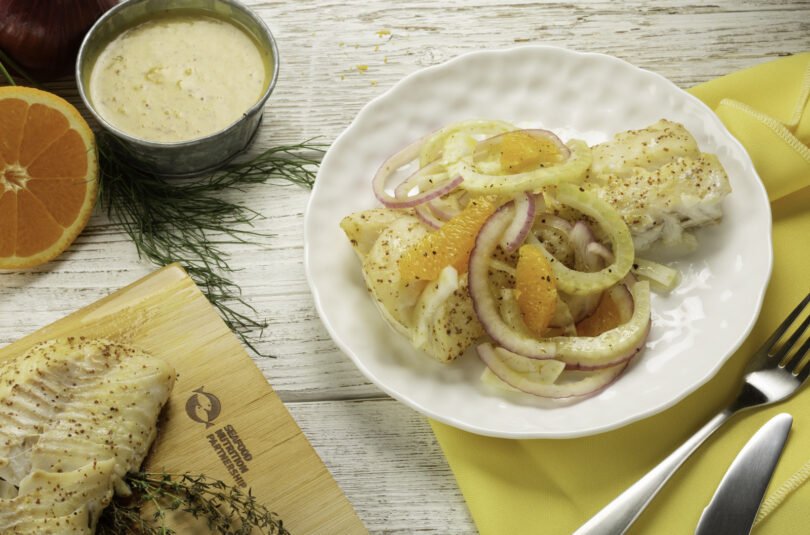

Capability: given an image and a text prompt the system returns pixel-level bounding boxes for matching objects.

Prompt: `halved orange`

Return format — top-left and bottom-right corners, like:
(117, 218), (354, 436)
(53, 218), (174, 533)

(515, 244), (557, 336)
(399, 196), (497, 281)
(0, 86), (98, 269)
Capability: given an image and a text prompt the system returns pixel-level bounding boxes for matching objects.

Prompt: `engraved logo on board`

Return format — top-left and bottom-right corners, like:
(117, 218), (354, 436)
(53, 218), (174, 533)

(184, 386), (221, 428)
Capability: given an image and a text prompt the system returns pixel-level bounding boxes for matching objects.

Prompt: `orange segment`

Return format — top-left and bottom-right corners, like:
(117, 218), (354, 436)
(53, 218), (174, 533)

(0, 97), (28, 164)
(15, 189), (64, 257)
(19, 103), (70, 167)
(27, 130), (89, 179)
(0, 86), (98, 269)
(399, 196), (497, 281)
(500, 131), (564, 174)
(0, 190), (17, 257)
(26, 179), (87, 228)
(515, 244), (557, 336)
(576, 292), (622, 337)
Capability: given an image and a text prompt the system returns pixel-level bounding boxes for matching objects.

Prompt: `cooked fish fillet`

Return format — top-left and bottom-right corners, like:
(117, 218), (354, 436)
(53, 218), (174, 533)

(341, 210), (484, 362)
(581, 119), (732, 251)
(0, 338), (175, 534)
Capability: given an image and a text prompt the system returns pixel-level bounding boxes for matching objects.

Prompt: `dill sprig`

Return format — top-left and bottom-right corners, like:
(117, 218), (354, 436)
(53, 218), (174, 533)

(0, 49), (43, 88)
(96, 471), (290, 535)
(97, 132), (326, 356)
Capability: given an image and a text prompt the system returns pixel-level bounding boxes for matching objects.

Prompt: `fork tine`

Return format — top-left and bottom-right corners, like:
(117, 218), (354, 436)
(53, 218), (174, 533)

(760, 292), (810, 357)
(773, 310), (810, 365)
(786, 334), (810, 375)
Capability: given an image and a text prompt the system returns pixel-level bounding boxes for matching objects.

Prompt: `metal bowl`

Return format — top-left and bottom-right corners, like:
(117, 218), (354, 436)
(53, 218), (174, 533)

(76, 0), (279, 177)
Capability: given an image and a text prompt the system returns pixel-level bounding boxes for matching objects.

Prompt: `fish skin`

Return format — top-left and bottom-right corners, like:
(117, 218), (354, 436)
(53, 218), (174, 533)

(0, 338), (175, 534)
(582, 119), (732, 252)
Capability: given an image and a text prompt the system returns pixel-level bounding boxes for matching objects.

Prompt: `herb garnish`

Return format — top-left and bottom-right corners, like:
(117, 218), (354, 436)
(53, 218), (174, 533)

(96, 471), (291, 535)
(97, 132), (326, 356)
(0, 50), (43, 88)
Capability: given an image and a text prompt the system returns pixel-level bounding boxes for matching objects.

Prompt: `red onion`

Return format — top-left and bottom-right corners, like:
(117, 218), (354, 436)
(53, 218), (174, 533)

(469, 206), (653, 366)
(415, 204), (444, 229)
(372, 139), (463, 208)
(467, 203), (556, 359)
(426, 195), (461, 220)
(569, 221), (603, 272)
(0, 0), (119, 79)
(499, 191), (536, 253)
(478, 342), (628, 399)
(586, 241), (615, 265)
(564, 325), (648, 371)
(534, 212), (573, 235)
(564, 221), (604, 321)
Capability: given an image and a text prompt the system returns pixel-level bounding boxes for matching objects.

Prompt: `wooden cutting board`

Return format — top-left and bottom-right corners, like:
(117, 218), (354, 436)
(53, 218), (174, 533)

(0, 263), (367, 534)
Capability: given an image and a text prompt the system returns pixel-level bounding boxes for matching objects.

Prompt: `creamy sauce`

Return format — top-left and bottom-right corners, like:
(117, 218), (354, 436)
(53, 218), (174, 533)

(88, 11), (270, 143)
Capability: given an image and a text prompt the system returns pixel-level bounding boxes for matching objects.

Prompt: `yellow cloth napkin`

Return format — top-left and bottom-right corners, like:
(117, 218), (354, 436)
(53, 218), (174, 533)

(430, 51), (810, 534)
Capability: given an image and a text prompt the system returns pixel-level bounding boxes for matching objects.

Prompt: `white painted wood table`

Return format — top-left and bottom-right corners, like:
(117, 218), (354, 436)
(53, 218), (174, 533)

(2, 1), (809, 533)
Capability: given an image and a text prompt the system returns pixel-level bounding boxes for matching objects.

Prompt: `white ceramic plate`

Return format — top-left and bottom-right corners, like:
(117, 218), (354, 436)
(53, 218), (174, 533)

(304, 46), (772, 438)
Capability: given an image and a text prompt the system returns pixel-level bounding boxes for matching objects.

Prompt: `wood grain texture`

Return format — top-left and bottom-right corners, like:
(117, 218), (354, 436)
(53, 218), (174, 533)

(0, 265), (367, 535)
(1, 1), (809, 532)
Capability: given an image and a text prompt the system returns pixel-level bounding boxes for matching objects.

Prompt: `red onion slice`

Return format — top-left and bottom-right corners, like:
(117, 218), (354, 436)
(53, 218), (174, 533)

(470, 205), (653, 366)
(427, 196), (462, 220)
(468, 204), (556, 359)
(500, 192), (537, 253)
(415, 204), (444, 229)
(569, 221), (603, 272)
(563, 221), (603, 322)
(478, 342), (629, 399)
(534, 212), (574, 235)
(586, 241), (615, 265)
(372, 138), (464, 208)
(535, 184), (635, 296)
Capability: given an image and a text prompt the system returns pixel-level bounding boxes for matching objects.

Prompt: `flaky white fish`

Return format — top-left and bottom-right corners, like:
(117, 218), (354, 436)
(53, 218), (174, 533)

(341, 210), (484, 363)
(0, 338), (175, 534)
(582, 119), (732, 252)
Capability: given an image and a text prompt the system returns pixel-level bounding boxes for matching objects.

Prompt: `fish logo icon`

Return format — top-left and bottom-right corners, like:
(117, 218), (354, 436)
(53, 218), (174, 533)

(185, 386), (221, 428)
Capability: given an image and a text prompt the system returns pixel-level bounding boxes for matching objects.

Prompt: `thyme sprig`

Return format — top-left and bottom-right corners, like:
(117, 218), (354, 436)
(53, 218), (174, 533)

(97, 132), (326, 356)
(96, 471), (291, 535)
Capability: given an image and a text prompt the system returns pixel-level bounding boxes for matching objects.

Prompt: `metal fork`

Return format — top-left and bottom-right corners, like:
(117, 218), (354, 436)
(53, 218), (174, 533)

(573, 292), (810, 535)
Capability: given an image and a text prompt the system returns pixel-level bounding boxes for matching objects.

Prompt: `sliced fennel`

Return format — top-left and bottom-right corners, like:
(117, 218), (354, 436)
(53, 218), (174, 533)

(632, 257), (681, 292)
(537, 183), (635, 295)
(450, 139), (592, 194)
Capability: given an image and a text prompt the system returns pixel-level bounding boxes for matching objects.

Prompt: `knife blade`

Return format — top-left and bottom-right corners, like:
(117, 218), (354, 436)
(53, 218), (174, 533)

(694, 412), (792, 535)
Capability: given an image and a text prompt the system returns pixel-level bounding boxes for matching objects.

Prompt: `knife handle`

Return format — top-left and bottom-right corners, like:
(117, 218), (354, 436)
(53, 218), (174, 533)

(572, 409), (734, 535)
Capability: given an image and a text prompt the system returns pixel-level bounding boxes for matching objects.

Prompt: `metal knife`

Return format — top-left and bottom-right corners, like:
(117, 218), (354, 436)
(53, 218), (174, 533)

(694, 412), (793, 535)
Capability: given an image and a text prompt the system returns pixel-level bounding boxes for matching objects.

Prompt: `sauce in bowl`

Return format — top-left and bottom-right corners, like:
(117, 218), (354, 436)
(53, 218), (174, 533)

(88, 11), (271, 143)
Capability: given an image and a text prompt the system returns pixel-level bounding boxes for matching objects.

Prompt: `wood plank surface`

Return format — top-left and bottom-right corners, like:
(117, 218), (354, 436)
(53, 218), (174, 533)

(1, 1), (809, 533)
(0, 265), (366, 534)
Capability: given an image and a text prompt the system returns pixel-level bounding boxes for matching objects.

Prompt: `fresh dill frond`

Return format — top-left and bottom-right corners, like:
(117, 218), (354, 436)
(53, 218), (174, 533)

(97, 132), (326, 356)
(96, 471), (290, 535)
(0, 57), (14, 86)
(0, 48), (43, 88)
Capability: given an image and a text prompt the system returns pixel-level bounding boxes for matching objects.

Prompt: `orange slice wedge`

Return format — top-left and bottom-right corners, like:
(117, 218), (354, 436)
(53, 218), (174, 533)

(399, 196), (497, 281)
(0, 86), (98, 269)
(576, 291), (623, 337)
(515, 244), (558, 336)
(500, 131), (564, 173)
